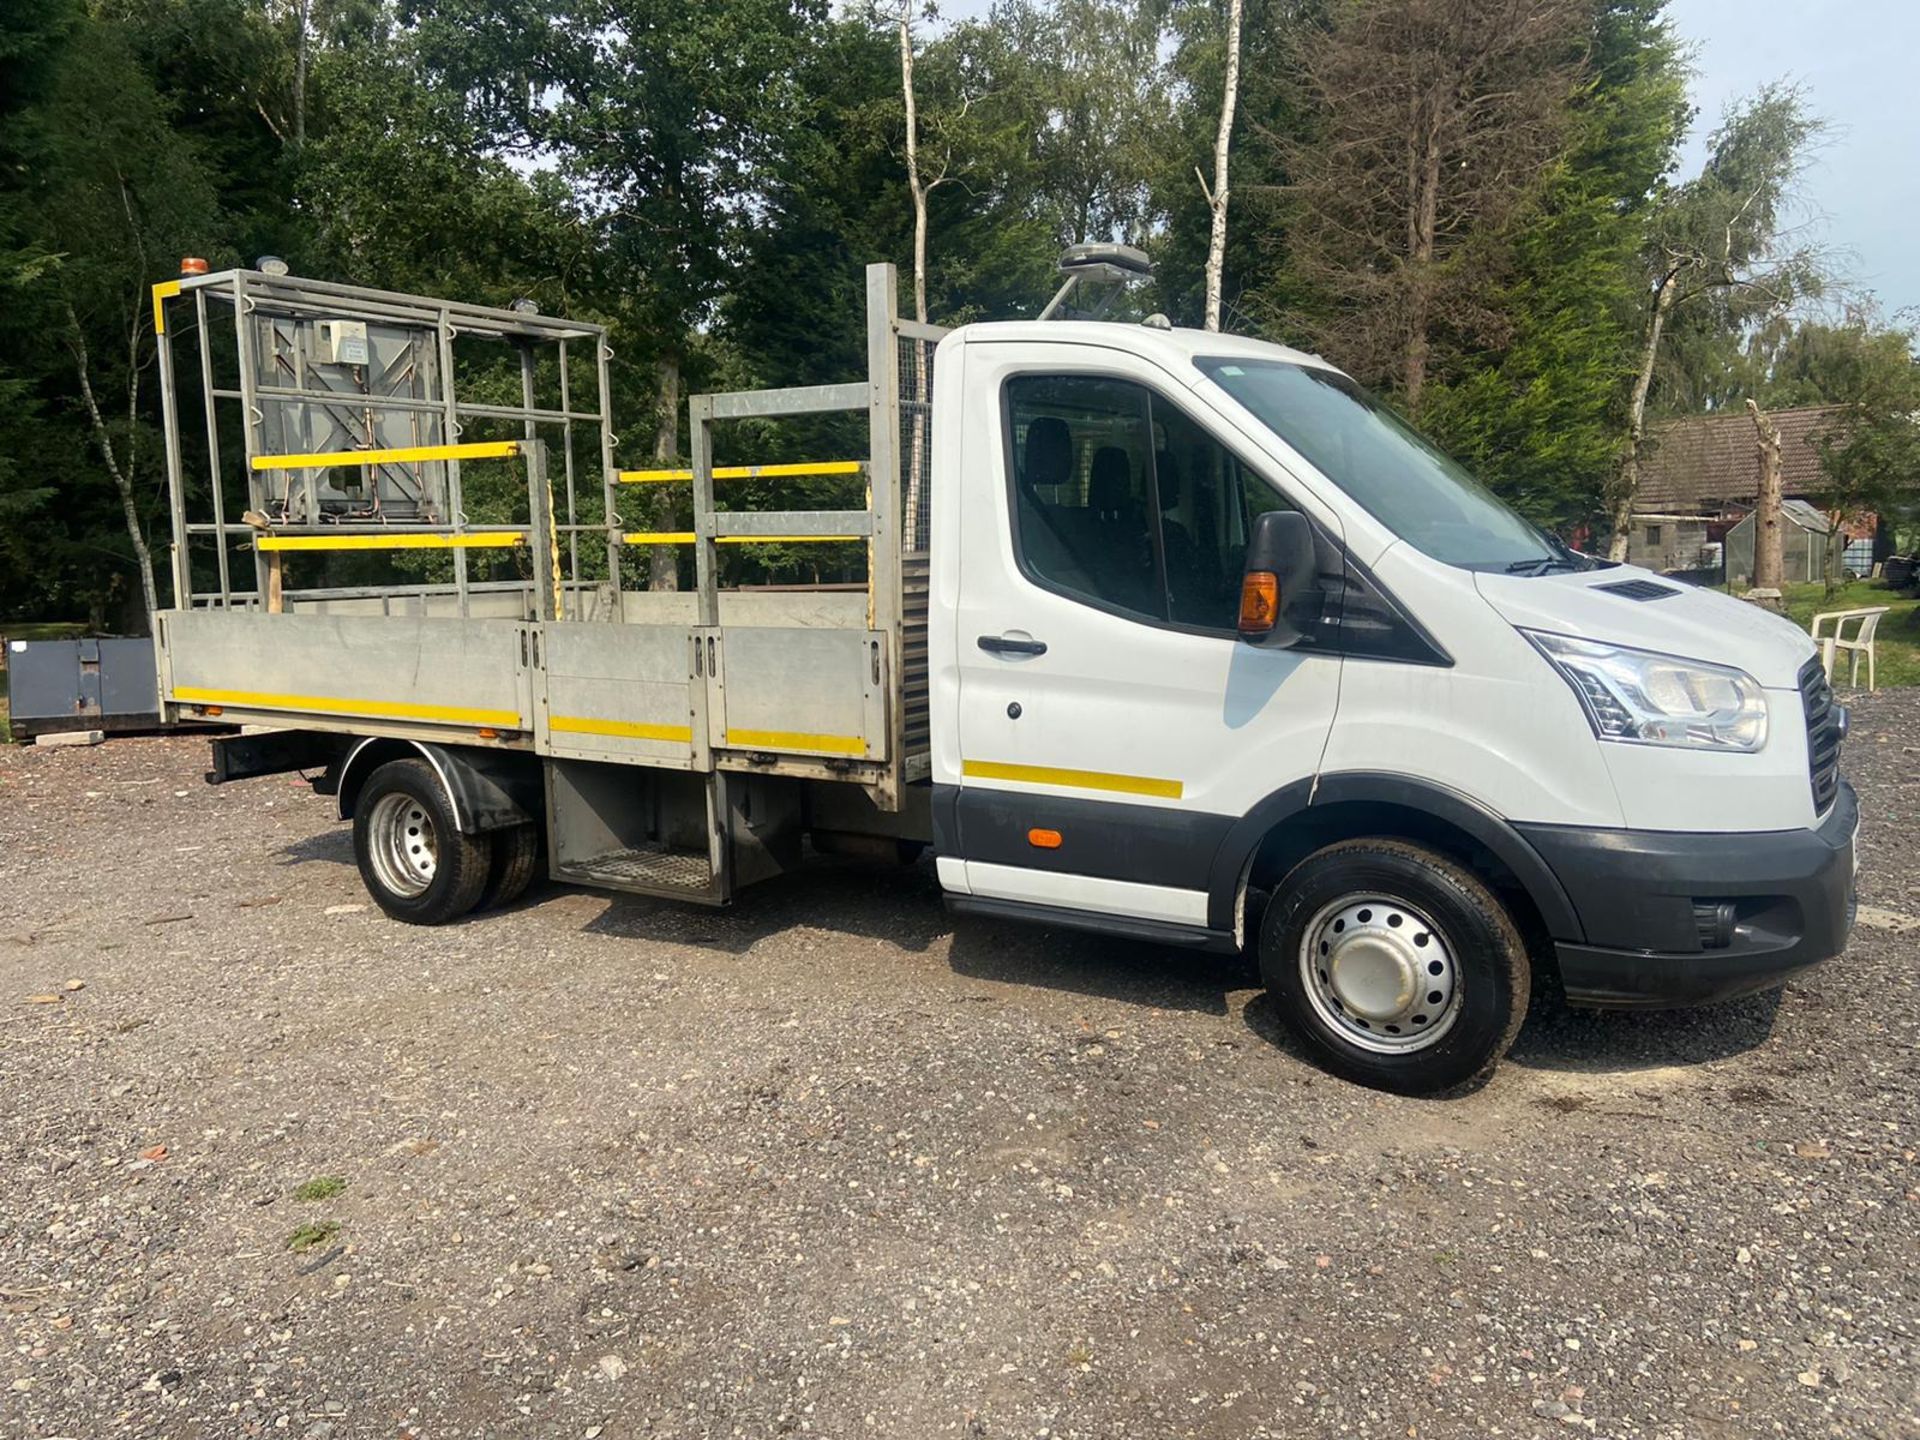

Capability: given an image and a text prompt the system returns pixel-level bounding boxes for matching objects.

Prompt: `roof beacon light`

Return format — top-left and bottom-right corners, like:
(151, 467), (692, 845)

(256, 255), (291, 277)
(179, 256), (210, 276)
(510, 298), (540, 315)
(1038, 242), (1154, 322)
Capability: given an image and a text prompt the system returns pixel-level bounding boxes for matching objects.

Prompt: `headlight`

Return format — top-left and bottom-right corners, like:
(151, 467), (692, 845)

(1523, 631), (1767, 752)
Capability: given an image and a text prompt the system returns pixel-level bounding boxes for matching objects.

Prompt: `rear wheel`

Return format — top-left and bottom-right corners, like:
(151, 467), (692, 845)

(1259, 838), (1529, 1094)
(477, 823), (542, 910)
(352, 759), (493, 925)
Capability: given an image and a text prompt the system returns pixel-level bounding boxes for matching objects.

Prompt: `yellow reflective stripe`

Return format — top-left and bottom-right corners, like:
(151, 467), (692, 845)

(549, 715), (692, 743)
(618, 533), (860, 546)
(151, 280), (181, 336)
(961, 758), (1183, 800)
(726, 728), (866, 756)
(617, 460), (863, 484)
(256, 532), (525, 552)
(251, 440), (521, 470)
(173, 685), (518, 728)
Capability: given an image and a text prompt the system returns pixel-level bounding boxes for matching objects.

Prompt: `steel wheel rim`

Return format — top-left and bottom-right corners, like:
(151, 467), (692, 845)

(368, 791), (437, 898)
(1298, 892), (1461, 1054)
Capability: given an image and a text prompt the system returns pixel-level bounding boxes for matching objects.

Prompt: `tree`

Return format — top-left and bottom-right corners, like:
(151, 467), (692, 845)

(408, 0), (827, 590)
(1151, 0), (1304, 329)
(0, 0), (79, 620)
(981, 0), (1169, 251)
(1197, 0), (1243, 331)
(2, 10), (227, 629)
(1416, 0), (1687, 531)
(1777, 314), (1920, 585)
(894, 1), (941, 327)
(1269, 0), (1588, 418)
(299, 21), (592, 304)
(1605, 83), (1825, 559)
(723, 9), (1060, 378)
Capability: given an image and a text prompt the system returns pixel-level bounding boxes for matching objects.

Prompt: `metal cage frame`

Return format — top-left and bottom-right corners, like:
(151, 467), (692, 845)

(152, 269), (618, 619)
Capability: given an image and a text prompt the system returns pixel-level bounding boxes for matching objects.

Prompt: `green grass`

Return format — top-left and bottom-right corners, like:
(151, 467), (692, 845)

(285, 1220), (342, 1253)
(1780, 578), (1920, 688)
(292, 1175), (346, 1202)
(0, 621), (88, 643)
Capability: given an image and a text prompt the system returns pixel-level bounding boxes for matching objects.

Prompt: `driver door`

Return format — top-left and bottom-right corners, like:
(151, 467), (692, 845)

(942, 341), (1345, 931)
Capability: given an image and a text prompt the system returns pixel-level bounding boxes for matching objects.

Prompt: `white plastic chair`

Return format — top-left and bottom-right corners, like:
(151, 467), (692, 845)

(1809, 606), (1890, 691)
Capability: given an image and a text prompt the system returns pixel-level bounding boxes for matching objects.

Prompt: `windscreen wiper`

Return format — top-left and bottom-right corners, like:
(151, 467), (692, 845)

(1505, 556), (1577, 576)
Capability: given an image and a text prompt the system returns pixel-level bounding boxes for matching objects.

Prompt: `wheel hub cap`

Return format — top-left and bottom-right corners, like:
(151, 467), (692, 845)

(1329, 935), (1418, 1020)
(368, 791), (438, 899)
(1299, 895), (1460, 1054)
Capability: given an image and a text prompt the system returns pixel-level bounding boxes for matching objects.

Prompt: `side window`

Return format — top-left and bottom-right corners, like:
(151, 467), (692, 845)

(1151, 395), (1291, 628)
(1006, 375), (1162, 621)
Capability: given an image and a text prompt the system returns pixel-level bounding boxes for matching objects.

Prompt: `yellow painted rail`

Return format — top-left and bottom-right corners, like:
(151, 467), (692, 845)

(549, 715), (694, 744)
(620, 532), (861, 547)
(151, 280), (181, 335)
(726, 728), (866, 756)
(256, 532), (525, 552)
(251, 440), (522, 471)
(617, 460), (864, 485)
(174, 685), (519, 729)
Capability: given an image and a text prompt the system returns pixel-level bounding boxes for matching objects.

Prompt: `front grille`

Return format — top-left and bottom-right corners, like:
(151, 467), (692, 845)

(1798, 658), (1842, 814)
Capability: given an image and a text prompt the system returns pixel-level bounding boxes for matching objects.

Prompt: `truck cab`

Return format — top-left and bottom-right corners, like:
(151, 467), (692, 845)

(150, 258), (1856, 1094)
(927, 316), (1855, 1089)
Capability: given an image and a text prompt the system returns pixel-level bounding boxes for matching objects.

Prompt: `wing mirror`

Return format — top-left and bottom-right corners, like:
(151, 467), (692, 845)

(1237, 510), (1320, 647)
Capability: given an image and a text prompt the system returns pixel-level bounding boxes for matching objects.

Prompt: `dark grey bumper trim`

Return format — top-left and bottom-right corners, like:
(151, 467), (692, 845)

(1519, 782), (1858, 1008)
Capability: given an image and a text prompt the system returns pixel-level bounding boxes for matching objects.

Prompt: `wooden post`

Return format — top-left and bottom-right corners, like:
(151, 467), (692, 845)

(243, 510), (282, 614)
(1748, 399), (1784, 593)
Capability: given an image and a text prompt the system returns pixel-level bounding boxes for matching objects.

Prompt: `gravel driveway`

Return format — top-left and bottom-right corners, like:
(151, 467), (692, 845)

(1, 697), (1915, 1439)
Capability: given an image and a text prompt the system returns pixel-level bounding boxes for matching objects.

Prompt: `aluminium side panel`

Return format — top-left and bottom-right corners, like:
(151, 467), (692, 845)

(709, 627), (889, 762)
(536, 621), (704, 770)
(162, 610), (527, 736)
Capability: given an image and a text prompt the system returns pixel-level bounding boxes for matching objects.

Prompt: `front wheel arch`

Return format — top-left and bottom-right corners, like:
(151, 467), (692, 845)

(1214, 777), (1577, 972)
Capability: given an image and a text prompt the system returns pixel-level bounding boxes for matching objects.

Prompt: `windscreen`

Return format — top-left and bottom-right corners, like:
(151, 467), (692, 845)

(1196, 358), (1563, 572)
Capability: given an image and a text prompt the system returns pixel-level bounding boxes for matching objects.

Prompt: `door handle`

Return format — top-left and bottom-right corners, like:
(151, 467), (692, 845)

(977, 633), (1047, 657)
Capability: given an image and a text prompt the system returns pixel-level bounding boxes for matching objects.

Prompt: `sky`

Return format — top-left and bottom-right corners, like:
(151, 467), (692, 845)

(1666, 0), (1920, 322)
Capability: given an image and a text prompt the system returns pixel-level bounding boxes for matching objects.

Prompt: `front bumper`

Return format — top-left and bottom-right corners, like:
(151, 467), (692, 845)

(1517, 781), (1858, 1008)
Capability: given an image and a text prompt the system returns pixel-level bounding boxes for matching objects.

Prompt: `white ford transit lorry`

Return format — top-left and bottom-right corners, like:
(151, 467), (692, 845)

(151, 254), (1857, 1093)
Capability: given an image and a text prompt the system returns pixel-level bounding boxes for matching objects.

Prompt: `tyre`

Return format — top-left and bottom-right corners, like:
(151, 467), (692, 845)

(477, 823), (542, 911)
(1259, 838), (1529, 1094)
(351, 759), (494, 925)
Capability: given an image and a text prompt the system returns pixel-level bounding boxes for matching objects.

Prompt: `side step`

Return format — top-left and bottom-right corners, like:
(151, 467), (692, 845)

(544, 760), (805, 907)
(552, 840), (722, 903)
(546, 759), (731, 905)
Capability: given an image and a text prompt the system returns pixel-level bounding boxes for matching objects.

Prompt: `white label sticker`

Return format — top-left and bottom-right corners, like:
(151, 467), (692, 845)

(8, 641), (25, 652)
(1217, 364), (1244, 376)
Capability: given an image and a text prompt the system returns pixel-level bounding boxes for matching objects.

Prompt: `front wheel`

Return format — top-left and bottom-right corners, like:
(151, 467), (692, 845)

(1259, 838), (1529, 1094)
(352, 759), (494, 925)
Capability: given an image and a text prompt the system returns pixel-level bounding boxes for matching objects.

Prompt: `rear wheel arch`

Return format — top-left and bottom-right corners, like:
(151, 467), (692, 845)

(332, 738), (539, 835)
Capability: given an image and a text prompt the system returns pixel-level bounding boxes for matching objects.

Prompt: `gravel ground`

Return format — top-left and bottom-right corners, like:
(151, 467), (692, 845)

(0, 699), (1916, 1440)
